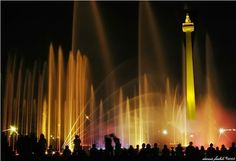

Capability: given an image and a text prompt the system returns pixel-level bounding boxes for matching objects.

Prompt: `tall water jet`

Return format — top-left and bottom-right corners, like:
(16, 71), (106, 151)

(71, 1), (116, 98)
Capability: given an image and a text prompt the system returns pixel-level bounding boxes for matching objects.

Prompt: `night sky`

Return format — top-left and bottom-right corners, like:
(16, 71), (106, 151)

(2, 2), (236, 109)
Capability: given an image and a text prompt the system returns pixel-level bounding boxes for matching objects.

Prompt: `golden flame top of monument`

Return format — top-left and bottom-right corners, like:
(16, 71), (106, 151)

(182, 13), (194, 33)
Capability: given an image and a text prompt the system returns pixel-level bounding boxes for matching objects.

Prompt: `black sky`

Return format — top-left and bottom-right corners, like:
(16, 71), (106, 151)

(2, 1), (236, 108)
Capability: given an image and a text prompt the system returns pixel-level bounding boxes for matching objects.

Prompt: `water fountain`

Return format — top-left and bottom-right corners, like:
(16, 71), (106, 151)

(2, 2), (236, 151)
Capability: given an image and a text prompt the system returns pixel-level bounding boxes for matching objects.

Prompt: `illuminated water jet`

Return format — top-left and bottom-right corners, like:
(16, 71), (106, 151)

(2, 2), (236, 151)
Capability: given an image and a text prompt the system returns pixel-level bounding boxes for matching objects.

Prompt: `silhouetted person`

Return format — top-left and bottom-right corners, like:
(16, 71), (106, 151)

(90, 144), (98, 159)
(127, 145), (135, 159)
(220, 144), (228, 157)
(229, 142), (236, 157)
(216, 146), (221, 156)
(170, 147), (175, 157)
(186, 142), (195, 159)
(104, 134), (113, 157)
(200, 146), (206, 159)
(110, 133), (121, 156)
(162, 144), (170, 158)
(37, 133), (47, 158)
(175, 143), (184, 160)
(152, 143), (160, 158)
(73, 135), (81, 154)
(135, 144), (140, 156)
(206, 143), (216, 158)
(63, 145), (71, 159)
(139, 143), (146, 159)
(195, 146), (201, 161)
(145, 144), (153, 160)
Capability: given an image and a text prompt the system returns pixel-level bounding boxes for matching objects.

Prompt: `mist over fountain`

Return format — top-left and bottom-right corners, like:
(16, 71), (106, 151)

(2, 1), (236, 151)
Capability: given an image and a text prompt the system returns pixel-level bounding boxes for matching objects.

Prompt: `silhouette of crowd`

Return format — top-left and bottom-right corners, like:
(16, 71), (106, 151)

(1, 132), (236, 161)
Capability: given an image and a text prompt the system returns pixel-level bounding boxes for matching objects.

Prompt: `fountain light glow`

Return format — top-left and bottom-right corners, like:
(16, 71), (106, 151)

(9, 125), (18, 135)
(162, 129), (168, 135)
(2, 2), (236, 150)
(219, 128), (225, 134)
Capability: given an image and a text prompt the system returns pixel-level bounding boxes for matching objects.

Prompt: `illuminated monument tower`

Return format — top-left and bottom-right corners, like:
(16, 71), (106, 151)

(182, 13), (196, 120)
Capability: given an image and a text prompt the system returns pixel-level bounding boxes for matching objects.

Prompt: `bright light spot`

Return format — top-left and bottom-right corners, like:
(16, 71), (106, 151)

(190, 134), (194, 138)
(10, 125), (18, 135)
(85, 115), (89, 120)
(219, 128), (225, 134)
(52, 151), (55, 155)
(162, 129), (168, 135)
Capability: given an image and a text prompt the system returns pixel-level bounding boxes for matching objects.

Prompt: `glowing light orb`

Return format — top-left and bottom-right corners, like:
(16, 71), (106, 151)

(10, 125), (18, 135)
(219, 128), (225, 134)
(162, 129), (168, 135)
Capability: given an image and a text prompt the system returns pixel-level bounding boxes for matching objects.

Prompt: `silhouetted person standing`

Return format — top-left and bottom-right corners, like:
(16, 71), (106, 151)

(206, 143), (216, 158)
(200, 146), (206, 159)
(175, 143), (184, 161)
(128, 145), (135, 160)
(37, 133), (47, 158)
(195, 146), (201, 161)
(216, 146), (221, 156)
(145, 144), (153, 160)
(110, 133), (122, 157)
(229, 142), (236, 157)
(135, 144), (140, 156)
(186, 142), (195, 159)
(90, 144), (98, 159)
(162, 144), (170, 160)
(104, 134), (113, 157)
(73, 135), (81, 154)
(63, 145), (72, 159)
(139, 143), (146, 159)
(152, 143), (160, 159)
(220, 144), (228, 157)
(170, 147), (175, 157)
